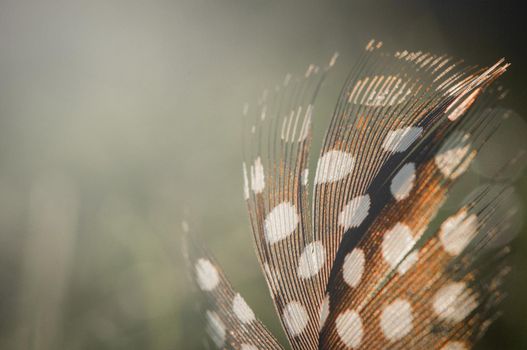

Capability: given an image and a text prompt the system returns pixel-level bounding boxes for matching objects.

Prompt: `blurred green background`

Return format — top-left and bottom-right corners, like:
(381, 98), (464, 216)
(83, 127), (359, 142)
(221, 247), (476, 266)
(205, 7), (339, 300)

(0, 1), (526, 349)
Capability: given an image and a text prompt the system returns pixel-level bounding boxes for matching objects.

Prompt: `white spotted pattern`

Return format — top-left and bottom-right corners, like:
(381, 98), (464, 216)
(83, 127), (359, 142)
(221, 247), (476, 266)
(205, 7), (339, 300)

(381, 223), (416, 274)
(335, 310), (363, 348)
(380, 299), (413, 341)
(439, 210), (478, 256)
(282, 301), (309, 337)
(390, 163), (416, 201)
(195, 259), (220, 291)
(338, 195), (371, 230)
(314, 150), (355, 184)
(264, 202), (299, 244)
(433, 282), (478, 323)
(232, 293), (255, 324)
(206, 310), (226, 347)
(382, 126), (422, 153)
(250, 157), (265, 194)
(297, 241), (326, 279)
(343, 248), (365, 288)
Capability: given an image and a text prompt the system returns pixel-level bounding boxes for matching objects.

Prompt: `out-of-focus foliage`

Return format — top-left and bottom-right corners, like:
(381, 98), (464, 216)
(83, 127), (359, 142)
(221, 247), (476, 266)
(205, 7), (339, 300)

(0, 1), (525, 349)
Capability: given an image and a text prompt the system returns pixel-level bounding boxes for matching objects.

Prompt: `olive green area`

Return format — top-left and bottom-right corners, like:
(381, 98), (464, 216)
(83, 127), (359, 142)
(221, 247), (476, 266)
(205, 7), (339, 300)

(0, 1), (525, 349)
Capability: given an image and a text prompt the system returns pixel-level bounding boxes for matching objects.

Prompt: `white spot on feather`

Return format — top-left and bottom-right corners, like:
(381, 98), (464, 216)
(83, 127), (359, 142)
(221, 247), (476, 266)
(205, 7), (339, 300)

(297, 105), (312, 142)
(329, 52), (339, 67)
(319, 295), (330, 330)
(242, 162), (250, 200)
(439, 210), (478, 255)
(283, 301), (309, 337)
(380, 299), (413, 341)
(232, 293), (255, 324)
(338, 195), (371, 230)
(382, 126), (422, 153)
(336, 310), (363, 348)
(206, 310), (226, 347)
(343, 248), (365, 288)
(250, 157), (265, 194)
(390, 163), (416, 201)
(314, 150), (355, 184)
(195, 259), (220, 291)
(381, 223), (416, 274)
(433, 282), (478, 323)
(264, 202), (299, 244)
(435, 132), (474, 179)
(297, 241), (326, 279)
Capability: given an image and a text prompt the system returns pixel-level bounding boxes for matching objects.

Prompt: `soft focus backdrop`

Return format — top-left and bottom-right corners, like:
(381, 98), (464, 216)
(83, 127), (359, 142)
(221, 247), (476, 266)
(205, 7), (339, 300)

(0, 1), (526, 349)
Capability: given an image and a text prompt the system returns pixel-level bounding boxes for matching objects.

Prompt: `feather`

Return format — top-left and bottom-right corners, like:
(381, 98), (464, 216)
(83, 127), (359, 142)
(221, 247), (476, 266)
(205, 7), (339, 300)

(241, 59), (332, 349)
(186, 40), (523, 350)
(183, 224), (283, 349)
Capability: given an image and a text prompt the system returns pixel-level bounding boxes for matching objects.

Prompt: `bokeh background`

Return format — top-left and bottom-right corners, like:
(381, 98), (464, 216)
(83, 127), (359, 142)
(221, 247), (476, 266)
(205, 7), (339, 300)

(0, 1), (526, 349)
